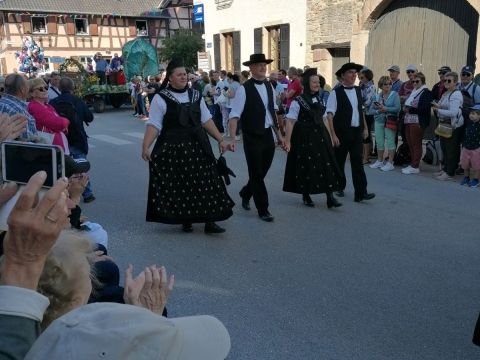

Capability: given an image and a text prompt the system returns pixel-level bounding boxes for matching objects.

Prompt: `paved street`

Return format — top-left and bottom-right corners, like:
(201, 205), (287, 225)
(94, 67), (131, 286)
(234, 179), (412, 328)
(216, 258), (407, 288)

(83, 106), (479, 360)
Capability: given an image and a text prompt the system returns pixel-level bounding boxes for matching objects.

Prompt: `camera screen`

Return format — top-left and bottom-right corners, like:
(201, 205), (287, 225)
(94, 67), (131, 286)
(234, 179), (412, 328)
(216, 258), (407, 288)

(3, 143), (57, 187)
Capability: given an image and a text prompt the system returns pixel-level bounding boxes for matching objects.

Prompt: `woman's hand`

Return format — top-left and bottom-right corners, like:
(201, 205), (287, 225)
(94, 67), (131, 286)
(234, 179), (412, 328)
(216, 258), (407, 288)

(142, 147), (151, 161)
(284, 140), (291, 152)
(331, 134), (340, 147)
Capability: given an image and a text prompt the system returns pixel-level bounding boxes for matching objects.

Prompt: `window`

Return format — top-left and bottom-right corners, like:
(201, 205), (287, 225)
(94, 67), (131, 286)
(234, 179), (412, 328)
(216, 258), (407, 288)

(31, 16), (47, 34)
(41, 57), (50, 72)
(75, 18), (89, 35)
(136, 20), (148, 36)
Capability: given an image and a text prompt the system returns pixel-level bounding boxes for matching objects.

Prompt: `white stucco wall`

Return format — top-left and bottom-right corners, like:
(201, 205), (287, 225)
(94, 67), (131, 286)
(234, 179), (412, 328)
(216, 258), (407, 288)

(202, 0), (307, 71)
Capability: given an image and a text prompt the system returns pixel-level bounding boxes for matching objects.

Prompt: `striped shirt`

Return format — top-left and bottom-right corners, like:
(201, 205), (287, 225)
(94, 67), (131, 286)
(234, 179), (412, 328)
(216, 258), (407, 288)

(0, 94), (38, 138)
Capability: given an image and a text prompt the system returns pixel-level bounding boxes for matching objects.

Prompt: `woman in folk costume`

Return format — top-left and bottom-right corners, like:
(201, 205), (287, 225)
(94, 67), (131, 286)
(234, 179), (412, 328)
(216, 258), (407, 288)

(142, 57), (234, 233)
(283, 68), (344, 209)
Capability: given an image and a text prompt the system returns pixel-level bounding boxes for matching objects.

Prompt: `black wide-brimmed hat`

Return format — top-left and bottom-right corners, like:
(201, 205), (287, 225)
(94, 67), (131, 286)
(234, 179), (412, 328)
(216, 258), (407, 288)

(242, 53), (273, 66)
(335, 62), (364, 77)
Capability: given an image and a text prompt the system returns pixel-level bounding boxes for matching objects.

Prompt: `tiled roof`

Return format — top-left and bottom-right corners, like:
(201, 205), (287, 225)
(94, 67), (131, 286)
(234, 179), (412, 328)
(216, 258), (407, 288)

(0, 0), (192, 17)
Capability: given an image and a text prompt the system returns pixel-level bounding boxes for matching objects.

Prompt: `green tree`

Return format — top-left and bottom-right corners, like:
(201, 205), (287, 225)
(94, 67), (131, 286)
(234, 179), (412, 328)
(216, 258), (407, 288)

(161, 29), (203, 70)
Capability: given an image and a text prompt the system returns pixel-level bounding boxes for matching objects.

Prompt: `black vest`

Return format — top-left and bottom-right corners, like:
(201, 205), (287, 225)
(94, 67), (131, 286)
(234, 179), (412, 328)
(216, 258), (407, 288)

(240, 79), (278, 135)
(158, 88), (201, 131)
(332, 86), (364, 134)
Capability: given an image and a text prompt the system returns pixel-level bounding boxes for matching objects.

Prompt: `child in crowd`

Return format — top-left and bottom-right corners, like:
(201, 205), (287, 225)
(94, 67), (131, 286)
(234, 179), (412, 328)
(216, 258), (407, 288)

(460, 105), (480, 187)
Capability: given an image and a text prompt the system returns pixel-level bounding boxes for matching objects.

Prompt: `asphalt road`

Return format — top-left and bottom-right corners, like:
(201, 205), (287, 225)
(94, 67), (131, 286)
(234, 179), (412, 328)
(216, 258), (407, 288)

(83, 106), (479, 360)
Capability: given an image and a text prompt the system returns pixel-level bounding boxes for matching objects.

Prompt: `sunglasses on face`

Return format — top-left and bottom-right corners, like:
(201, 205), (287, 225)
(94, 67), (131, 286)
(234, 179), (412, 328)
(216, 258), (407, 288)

(445, 79), (455, 84)
(461, 72), (472, 77)
(33, 86), (48, 92)
(383, 83), (392, 86)
(406, 70), (416, 74)
(438, 71), (447, 75)
(412, 80), (421, 84)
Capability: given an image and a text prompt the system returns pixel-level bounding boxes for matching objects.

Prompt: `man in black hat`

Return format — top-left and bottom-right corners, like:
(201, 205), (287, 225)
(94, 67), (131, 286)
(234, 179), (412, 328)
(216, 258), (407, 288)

(432, 66), (451, 102)
(326, 62), (375, 202)
(228, 53), (285, 222)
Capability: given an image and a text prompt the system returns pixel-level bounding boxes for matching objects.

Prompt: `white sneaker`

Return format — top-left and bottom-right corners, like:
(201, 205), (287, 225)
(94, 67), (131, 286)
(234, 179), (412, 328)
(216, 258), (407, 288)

(369, 160), (384, 169)
(235, 135), (241, 141)
(402, 167), (420, 174)
(380, 162), (395, 172)
(433, 170), (444, 177)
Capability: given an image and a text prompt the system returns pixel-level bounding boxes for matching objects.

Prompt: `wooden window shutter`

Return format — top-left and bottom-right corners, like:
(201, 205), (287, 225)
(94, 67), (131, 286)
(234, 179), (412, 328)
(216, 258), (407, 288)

(66, 17), (75, 35)
(232, 31), (241, 72)
(89, 18), (98, 36)
(21, 15), (31, 34)
(213, 33), (221, 71)
(128, 19), (137, 37)
(47, 15), (57, 34)
(148, 20), (156, 38)
(254, 27), (262, 54)
(279, 24), (290, 69)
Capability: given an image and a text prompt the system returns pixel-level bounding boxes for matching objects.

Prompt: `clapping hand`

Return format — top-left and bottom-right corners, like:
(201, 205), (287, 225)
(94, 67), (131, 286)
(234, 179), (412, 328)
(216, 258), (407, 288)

(124, 264), (174, 316)
(0, 113), (27, 141)
(1, 171), (69, 289)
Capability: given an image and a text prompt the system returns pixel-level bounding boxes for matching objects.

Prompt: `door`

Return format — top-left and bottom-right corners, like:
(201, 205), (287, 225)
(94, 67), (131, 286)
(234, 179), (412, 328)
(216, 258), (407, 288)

(365, 0), (479, 87)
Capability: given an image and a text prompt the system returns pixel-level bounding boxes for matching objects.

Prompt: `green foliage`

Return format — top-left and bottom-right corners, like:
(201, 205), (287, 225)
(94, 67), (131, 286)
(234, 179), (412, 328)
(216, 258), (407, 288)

(161, 29), (203, 70)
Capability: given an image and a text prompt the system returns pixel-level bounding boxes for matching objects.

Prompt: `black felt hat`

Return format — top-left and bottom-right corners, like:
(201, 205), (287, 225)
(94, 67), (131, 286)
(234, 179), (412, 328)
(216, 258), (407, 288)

(166, 56), (184, 73)
(242, 53), (273, 66)
(335, 62), (364, 77)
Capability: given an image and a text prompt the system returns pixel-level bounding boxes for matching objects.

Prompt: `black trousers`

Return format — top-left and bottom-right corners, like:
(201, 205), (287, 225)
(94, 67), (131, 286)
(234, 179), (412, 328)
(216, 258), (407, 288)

(335, 127), (368, 197)
(240, 128), (275, 215)
(440, 127), (462, 176)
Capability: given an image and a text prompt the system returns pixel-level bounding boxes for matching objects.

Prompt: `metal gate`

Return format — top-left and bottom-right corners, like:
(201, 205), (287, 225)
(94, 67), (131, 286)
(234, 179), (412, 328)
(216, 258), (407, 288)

(365, 0), (479, 86)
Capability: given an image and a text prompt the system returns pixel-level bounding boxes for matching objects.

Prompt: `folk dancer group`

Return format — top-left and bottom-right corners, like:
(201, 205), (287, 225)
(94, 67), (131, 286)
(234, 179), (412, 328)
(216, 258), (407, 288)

(142, 54), (375, 233)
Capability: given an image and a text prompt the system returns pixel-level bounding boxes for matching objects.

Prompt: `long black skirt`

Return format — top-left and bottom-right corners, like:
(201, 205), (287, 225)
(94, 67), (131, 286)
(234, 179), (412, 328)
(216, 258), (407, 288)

(146, 137), (234, 224)
(283, 121), (343, 194)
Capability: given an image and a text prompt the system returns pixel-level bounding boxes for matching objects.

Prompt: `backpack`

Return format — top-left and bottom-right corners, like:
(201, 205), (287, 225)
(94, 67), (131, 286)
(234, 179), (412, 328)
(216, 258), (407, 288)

(422, 137), (443, 165)
(393, 142), (411, 166)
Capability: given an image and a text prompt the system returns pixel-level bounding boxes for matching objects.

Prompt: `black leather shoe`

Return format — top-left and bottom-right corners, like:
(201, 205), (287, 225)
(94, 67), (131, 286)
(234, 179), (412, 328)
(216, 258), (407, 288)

(327, 198), (343, 209)
(354, 192), (376, 202)
(302, 194), (314, 207)
(335, 190), (345, 197)
(182, 223), (193, 232)
(259, 211), (274, 222)
(239, 192), (251, 211)
(84, 195), (96, 203)
(204, 222), (225, 234)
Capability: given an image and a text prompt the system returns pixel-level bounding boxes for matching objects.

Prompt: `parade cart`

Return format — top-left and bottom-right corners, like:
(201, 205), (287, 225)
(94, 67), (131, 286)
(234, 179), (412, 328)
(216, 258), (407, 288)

(59, 58), (130, 113)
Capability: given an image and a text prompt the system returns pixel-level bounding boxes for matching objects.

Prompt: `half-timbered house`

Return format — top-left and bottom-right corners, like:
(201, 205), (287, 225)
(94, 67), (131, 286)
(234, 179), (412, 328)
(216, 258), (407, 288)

(0, 0), (193, 74)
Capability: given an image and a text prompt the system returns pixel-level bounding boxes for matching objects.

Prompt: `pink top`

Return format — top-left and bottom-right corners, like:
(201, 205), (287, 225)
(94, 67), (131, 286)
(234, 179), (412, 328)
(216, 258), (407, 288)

(28, 100), (70, 150)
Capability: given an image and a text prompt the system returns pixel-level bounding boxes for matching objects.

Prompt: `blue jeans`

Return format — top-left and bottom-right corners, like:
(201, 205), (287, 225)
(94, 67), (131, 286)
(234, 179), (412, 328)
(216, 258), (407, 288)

(70, 148), (94, 199)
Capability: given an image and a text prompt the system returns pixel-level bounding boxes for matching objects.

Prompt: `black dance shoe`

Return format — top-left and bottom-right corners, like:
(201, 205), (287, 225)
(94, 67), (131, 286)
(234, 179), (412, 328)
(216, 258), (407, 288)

(327, 197), (343, 209)
(302, 194), (314, 207)
(335, 190), (345, 197)
(204, 222), (226, 234)
(354, 192), (376, 203)
(259, 211), (274, 222)
(182, 223), (193, 232)
(239, 192), (250, 211)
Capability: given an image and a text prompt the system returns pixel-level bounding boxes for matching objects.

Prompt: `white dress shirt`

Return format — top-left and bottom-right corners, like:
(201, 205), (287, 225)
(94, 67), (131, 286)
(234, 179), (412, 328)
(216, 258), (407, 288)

(146, 90), (211, 133)
(326, 88), (361, 127)
(229, 82), (279, 128)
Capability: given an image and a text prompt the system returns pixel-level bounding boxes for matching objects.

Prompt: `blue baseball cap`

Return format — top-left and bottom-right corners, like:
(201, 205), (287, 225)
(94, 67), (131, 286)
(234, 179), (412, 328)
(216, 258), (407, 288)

(469, 104), (480, 111)
(461, 65), (475, 74)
